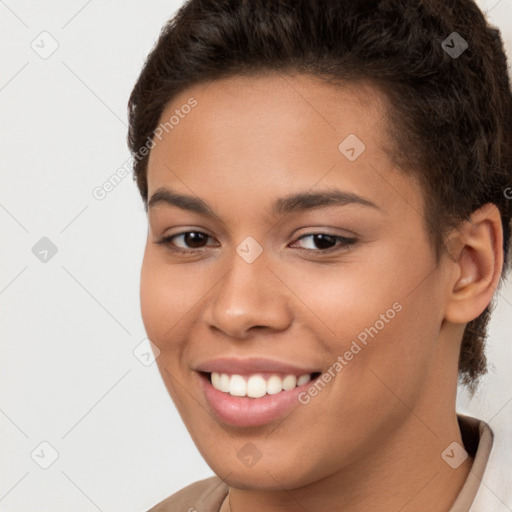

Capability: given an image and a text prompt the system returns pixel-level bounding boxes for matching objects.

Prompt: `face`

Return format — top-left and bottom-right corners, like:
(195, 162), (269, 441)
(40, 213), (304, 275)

(140, 73), (454, 489)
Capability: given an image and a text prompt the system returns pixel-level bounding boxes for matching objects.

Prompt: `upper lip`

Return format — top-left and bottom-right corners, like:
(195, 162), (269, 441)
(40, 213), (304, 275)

(195, 357), (321, 376)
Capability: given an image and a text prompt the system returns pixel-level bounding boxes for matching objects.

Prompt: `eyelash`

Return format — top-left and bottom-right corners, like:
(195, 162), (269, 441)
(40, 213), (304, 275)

(155, 231), (357, 255)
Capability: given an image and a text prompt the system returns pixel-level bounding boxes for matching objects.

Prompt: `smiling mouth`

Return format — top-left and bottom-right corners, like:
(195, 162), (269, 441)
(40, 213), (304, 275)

(200, 371), (322, 398)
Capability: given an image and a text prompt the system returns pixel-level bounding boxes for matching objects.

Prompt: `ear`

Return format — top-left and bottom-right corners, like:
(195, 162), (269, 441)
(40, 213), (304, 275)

(444, 203), (504, 324)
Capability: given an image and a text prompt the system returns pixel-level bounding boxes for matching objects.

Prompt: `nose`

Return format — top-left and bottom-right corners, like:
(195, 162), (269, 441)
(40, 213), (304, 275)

(202, 250), (293, 339)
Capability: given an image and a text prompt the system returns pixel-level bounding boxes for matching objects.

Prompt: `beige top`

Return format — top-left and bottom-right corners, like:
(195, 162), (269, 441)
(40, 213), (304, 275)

(147, 415), (493, 512)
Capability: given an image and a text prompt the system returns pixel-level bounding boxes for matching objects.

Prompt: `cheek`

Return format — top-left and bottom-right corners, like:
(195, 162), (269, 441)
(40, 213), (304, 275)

(139, 248), (190, 348)
(139, 246), (220, 351)
(283, 253), (404, 342)
(285, 243), (439, 396)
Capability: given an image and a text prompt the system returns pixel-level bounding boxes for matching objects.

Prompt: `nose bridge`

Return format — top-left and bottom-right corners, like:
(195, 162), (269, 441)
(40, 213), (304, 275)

(203, 244), (292, 337)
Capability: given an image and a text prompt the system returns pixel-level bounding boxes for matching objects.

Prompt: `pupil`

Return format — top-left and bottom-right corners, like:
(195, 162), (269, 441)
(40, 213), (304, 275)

(314, 234), (335, 249)
(185, 232), (207, 248)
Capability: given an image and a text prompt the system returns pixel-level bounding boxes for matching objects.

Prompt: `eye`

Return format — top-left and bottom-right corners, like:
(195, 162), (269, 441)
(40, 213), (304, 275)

(156, 231), (218, 252)
(290, 233), (357, 252)
(155, 231), (357, 255)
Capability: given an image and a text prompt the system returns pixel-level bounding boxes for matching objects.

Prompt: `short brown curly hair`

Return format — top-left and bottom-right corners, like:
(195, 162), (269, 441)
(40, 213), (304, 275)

(127, 0), (512, 388)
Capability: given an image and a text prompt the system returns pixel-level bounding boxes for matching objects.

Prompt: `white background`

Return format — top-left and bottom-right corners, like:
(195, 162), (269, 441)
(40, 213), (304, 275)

(1, 0), (511, 510)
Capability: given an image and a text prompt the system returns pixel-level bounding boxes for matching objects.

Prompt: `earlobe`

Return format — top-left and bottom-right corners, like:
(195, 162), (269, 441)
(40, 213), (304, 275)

(445, 203), (503, 324)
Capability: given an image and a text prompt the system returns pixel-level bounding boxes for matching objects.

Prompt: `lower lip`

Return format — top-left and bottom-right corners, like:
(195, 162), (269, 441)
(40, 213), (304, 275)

(197, 372), (319, 428)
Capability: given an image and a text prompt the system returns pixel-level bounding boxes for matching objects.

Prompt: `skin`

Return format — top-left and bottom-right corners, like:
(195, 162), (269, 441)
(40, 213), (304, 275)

(140, 73), (503, 512)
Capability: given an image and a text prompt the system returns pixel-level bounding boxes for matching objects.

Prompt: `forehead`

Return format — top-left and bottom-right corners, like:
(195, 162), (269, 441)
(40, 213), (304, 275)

(150, 72), (390, 160)
(146, 72), (422, 216)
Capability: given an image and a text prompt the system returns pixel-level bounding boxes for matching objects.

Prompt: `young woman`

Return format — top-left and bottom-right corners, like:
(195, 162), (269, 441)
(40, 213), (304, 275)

(127, 0), (512, 510)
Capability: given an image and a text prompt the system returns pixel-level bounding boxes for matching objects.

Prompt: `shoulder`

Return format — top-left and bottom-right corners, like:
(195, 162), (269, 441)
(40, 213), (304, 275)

(463, 415), (512, 511)
(146, 475), (229, 512)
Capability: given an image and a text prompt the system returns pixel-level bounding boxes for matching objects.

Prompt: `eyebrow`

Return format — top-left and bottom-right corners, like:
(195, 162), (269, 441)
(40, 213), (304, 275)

(147, 186), (381, 218)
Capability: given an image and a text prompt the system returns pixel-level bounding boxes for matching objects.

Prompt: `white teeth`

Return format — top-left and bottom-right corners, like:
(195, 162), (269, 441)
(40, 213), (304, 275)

(211, 372), (231, 391)
(266, 375), (283, 395)
(282, 375), (297, 390)
(229, 374), (246, 396)
(210, 372), (314, 397)
(247, 375), (267, 398)
(211, 372), (221, 389)
(297, 374), (311, 386)
(218, 373), (230, 393)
